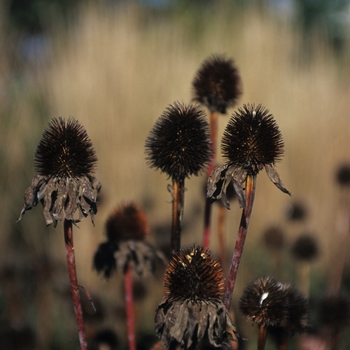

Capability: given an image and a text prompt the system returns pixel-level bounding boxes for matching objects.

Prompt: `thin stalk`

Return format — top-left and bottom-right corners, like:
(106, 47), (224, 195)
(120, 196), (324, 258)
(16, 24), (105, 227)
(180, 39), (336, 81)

(217, 205), (227, 275)
(257, 325), (267, 350)
(171, 178), (185, 252)
(203, 111), (219, 249)
(224, 174), (256, 310)
(64, 219), (87, 350)
(125, 262), (136, 350)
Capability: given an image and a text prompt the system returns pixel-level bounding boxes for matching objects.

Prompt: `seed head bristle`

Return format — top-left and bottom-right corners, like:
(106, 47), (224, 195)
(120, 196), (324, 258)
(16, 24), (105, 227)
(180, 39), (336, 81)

(164, 245), (224, 302)
(106, 202), (149, 242)
(145, 102), (212, 181)
(35, 117), (97, 178)
(222, 104), (284, 175)
(192, 54), (242, 113)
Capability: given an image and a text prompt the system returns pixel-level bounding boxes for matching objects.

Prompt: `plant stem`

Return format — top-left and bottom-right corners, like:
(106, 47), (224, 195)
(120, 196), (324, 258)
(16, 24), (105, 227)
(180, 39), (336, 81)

(257, 325), (267, 350)
(171, 178), (185, 252)
(224, 174), (256, 310)
(64, 219), (87, 350)
(217, 205), (227, 274)
(125, 262), (136, 350)
(203, 111), (219, 249)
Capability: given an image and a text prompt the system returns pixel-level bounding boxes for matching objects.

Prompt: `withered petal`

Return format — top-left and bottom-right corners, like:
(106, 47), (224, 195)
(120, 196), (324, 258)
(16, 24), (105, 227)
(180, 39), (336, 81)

(170, 302), (189, 344)
(265, 164), (291, 196)
(207, 163), (229, 199)
(17, 175), (46, 222)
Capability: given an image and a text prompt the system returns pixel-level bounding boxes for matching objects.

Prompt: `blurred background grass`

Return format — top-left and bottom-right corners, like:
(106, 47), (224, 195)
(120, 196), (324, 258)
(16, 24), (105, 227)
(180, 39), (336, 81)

(1, 0), (350, 349)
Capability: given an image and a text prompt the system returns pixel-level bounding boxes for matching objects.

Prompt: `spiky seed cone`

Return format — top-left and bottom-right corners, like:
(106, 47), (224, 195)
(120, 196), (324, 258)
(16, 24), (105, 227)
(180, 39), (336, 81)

(335, 164), (350, 187)
(291, 234), (319, 262)
(145, 102), (212, 181)
(35, 117), (97, 177)
(192, 54), (242, 114)
(106, 202), (149, 242)
(222, 104), (284, 175)
(239, 277), (290, 327)
(164, 245), (225, 303)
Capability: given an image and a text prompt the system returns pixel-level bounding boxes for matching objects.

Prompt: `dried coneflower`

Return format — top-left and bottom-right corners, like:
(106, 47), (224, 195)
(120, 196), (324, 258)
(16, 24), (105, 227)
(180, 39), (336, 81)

(285, 201), (308, 222)
(207, 104), (290, 310)
(318, 292), (350, 349)
(155, 245), (237, 350)
(93, 202), (166, 350)
(17, 117), (101, 350)
(145, 102), (211, 252)
(239, 277), (307, 350)
(192, 54), (242, 249)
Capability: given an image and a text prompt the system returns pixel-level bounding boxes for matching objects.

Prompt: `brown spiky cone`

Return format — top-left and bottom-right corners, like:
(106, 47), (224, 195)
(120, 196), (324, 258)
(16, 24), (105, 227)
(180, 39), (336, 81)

(18, 117), (101, 350)
(145, 102), (211, 252)
(239, 277), (308, 350)
(192, 54), (242, 250)
(155, 245), (238, 350)
(207, 104), (291, 311)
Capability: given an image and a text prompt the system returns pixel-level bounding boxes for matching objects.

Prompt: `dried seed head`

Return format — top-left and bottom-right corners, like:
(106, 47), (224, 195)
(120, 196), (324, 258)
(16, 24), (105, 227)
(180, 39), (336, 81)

(262, 226), (285, 251)
(335, 164), (350, 187)
(291, 233), (319, 262)
(192, 54), (242, 113)
(318, 292), (350, 332)
(239, 277), (290, 327)
(35, 117), (97, 178)
(222, 104), (284, 175)
(155, 246), (237, 349)
(106, 202), (149, 242)
(286, 201), (308, 222)
(145, 102), (212, 181)
(18, 117), (101, 226)
(164, 245), (224, 303)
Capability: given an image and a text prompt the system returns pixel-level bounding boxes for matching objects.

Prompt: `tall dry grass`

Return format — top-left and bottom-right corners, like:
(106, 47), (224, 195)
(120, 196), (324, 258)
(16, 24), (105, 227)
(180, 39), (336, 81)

(1, 2), (350, 348)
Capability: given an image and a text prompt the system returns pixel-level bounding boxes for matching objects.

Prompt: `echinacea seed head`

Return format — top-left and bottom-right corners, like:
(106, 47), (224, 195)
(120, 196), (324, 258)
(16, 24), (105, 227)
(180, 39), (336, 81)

(291, 233), (319, 262)
(145, 102), (212, 181)
(164, 245), (225, 303)
(222, 104), (284, 175)
(192, 54), (242, 114)
(106, 202), (149, 242)
(335, 164), (350, 187)
(239, 277), (289, 327)
(35, 117), (97, 178)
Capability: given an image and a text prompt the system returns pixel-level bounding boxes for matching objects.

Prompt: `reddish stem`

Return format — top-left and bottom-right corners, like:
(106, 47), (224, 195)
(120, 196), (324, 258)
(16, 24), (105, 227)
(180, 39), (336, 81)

(257, 325), (267, 350)
(64, 219), (87, 350)
(203, 111), (219, 249)
(224, 175), (256, 310)
(125, 262), (136, 350)
(171, 178), (185, 253)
